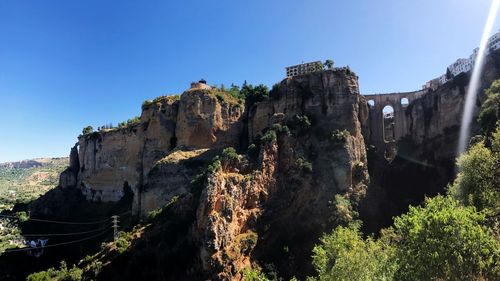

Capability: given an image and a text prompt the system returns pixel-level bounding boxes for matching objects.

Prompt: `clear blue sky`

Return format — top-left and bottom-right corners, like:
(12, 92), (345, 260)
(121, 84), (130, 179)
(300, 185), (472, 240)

(1, 0), (499, 162)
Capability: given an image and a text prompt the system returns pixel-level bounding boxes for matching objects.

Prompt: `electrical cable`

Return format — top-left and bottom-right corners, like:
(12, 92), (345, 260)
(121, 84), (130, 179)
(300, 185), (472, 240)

(0, 214), (111, 225)
(3, 229), (111, 253)
(21, 224), (111, 237)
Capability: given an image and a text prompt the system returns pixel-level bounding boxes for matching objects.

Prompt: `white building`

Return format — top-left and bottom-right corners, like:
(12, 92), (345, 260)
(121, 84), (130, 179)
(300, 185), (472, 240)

(423, 30), (500, 90)
(487, 29), (500, 52)
(286, 61), (324, 77)
(447, 58), (473, 77)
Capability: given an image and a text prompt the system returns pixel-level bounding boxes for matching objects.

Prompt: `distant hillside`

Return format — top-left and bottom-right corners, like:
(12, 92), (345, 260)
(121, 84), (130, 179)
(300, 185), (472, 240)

(0, 157), (68, 210)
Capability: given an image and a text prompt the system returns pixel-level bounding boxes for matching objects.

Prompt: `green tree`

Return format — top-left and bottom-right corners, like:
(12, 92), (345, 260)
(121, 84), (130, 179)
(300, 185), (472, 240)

(478, 79), (500, 135)
(324, 59), (334, 69)
(241, 83), (269, 105)
(393, 195), (499, 281)
(82, 126), (93, 135)
(448, 140), (499, 217)
(311, 224), (396, 281)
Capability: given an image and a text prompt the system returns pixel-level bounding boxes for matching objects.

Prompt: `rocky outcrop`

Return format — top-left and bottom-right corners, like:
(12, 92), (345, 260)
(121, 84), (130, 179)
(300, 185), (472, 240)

(54, 68), (368, 280)
(176, 90), (244, 149)
(193, 69), (369, 280)
(59, 145), (79, 188)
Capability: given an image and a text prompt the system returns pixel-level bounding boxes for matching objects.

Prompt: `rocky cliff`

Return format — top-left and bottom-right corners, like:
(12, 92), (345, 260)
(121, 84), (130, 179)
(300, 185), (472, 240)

(52, 69), (368, 280)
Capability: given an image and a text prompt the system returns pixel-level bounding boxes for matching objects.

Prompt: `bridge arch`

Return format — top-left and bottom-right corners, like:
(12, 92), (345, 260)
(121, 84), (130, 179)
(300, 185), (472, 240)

(363, 89), (427, 157)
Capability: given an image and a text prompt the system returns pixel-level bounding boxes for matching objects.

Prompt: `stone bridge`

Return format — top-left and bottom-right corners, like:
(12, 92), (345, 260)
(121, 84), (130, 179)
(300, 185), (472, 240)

(363, 90), (428, 156)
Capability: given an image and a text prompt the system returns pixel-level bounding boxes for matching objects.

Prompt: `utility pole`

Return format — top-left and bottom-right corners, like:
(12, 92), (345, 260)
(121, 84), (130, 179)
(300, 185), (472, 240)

(111, 215), (119, 242)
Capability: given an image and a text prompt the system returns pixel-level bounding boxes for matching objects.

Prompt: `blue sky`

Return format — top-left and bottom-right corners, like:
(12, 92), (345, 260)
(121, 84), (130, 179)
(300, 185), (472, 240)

(0, 0), (499, 162)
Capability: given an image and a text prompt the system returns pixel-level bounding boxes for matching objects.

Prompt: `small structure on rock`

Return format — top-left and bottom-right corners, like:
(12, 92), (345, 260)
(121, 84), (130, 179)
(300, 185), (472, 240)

(286, 61), (324, 77)
(190, 79), (212, 90)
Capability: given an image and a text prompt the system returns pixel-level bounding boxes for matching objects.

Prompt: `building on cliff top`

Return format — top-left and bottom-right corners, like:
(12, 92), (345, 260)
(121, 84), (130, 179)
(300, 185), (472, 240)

(190, 79), (211, 90)
(286, 61), (324, 77)
(423, 29), (500, 90)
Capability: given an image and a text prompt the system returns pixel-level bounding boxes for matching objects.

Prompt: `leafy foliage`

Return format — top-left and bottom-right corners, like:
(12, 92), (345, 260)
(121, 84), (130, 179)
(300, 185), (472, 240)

(243, 267), (270, 281)
(324, 59), (334, 69)
(393, 196), (499, 281)
(328, 195), (359, 227)
(295, 157), (312, 173)
(118, 116), (140, 128)
(241, 82), (270, 106)
(330, 129), (350, 143)
(27, 261), (83, 281)
(478, 79), (500, 135)
(290, 115), (311, 131)
(260, 130), (277, 144)
(311, 224), (396, 281)
(82, 126), (94, 135)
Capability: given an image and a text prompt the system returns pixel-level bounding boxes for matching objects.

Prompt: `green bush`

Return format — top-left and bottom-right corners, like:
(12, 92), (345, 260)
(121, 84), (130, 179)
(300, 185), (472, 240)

(115, 237), (130, 254)
(82, 126), (94, 135)
(27, 271), (51, 281)
(16, 211), (29, 222)
(295, 157), (312, 173)
(260, 130), (277, 144)
(330, 129), (350, 143)
(329, 195), (359, 226)
(27, 261), (82, 281)
(242, 268), (270, 281)
(478, 79), (500, 135)
(271, 124), (290, 136)
(221, 147), (238, 162)
(312, 224), (396, 281)
(291, 115), (311, 131)
(241, 82), (270, 106)
(393, 196), (499, 281)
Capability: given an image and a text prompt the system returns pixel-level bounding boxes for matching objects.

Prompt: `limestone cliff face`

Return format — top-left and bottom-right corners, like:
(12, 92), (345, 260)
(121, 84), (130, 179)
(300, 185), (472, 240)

(57, 69), (369, 280)
(72, 90), (244, 213)
(194, 69), (369, 280)
(76, 97), (177, 205)
(176, 89), (244, 149)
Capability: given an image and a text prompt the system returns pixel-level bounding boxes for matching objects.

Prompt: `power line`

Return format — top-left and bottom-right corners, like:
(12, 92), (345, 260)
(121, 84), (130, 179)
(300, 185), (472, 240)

(21, 225), (111, 237)
(0, 214), (111, 225)
(3, 229), (111, 253)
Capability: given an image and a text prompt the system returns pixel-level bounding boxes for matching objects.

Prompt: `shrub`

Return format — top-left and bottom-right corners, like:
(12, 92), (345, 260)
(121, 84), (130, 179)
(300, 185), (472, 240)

(115, 237), (130, 254)
(295, 157), (312, 173)
(330, 129), (350, 143)
(312, 224), (396, 281)
(26, 271), (51, 281)
(241, 82), (270, 106)
(271, 123), (290, 136)
(207, 158), (222, 174)
(478, 79), (500, 135)
(291, 115), (311, 131)
(221, 147), (238, 162)
(82, 126), (94, 135)
(242, 268), (270, 281)
(16, 211), (29, 222)
(329, 195), (359, 226)
(260, 130), (277, 144)
(393, 196), (499, 281)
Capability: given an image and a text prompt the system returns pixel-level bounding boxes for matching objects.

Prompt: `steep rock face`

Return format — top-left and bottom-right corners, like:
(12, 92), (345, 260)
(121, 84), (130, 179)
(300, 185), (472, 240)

(176, 90), (244, 149)
(140, 148), (213, 215)
(360, 50), (500, 232)
(75, 90), (244, 214)
(195, 143), (278, 280)
(77, 97), (178, 204)
(195, 69), (369, 280)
